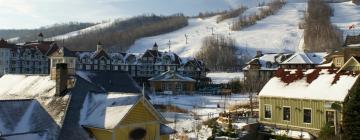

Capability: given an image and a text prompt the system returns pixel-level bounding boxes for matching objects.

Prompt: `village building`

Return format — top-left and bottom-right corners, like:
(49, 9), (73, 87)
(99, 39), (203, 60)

(242, 52), (292, 91)
(258, 68), (359, 139)
(75, 42), (208, 84)
(279, 52), (327, 69)
(344, 34), (360, 47)
(0, 48), (175, 140)
(149, 71), (196, 94)
(0, 38), (58, 76)
(242, 51), (327, 91)
(338, 56), (360, 72)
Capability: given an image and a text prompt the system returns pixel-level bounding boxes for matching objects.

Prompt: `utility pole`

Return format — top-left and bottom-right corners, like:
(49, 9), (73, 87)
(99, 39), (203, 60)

(228, 22), (232, 35)
(184, 34), (189, 44)
(207, 26), (214, 35)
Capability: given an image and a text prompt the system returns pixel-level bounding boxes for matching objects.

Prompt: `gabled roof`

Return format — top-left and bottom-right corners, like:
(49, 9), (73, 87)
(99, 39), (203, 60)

(0, 99), (59, 140)
(80, 93), (142, 129)
(93, 49), (110, 59)
(243, 53), (292, 70)
(259, 69), (359, 101)
(281, 52), (326, 65)
(338, 56), (360, 72)
(143, 49), (161, 58)
(23, 41), (58, 56)
(149, 71), (196, 82)
(80, 92), (170, 130)
(50, 47), (76, 57)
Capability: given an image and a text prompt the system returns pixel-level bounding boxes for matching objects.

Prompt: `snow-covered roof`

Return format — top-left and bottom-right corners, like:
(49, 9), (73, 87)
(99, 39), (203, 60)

(0, 74), (69, 128)
(259, 69), (359, 101)
(0, 100), (59, 140)
(80, 93), (141, 129)
(281, 52), (327, 65)
(243, 53), (291, 70)
(149, 71), (196, 82)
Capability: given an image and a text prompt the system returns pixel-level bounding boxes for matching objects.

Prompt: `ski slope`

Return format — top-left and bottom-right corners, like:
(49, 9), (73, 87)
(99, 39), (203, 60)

(46, 20), (116, 41)
(128, 0), (306, 57)
(331, 1), (360, 37)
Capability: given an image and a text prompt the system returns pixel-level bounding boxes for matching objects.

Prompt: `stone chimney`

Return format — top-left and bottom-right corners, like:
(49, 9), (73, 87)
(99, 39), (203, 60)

(97, 41), (103, 52)
(55, 63), (68, 96)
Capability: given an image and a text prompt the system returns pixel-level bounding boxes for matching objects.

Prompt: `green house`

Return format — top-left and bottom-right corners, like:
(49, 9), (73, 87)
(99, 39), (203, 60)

(258, 68), (359, 138)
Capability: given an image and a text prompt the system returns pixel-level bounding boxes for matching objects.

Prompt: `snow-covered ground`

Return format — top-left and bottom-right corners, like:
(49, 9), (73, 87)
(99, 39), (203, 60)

(331, 1), (360, 37)
(129, 0), (306, 57)
(207, 72), (244, 84)
(150, 94), (253, 139)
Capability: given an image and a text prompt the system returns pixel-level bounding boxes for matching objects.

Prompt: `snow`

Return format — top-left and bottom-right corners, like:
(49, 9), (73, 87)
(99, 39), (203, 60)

(206, 72), (244, 84)
(273, 129), (312, 140)
(80, 92), (141, 129)
(281, 52), (327, 64)
(13, 101), (36, 133)
(331, 1), (360, 37)
(46, 20), (117, 41)
(151, 93), (255, 140)
(259, 70), (359, 101)
(0, 75), (56, 98)
(128, 0), (306, 57)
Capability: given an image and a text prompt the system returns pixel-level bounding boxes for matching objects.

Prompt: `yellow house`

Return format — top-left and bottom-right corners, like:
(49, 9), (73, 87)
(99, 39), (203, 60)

(338, 56), (360, 72)
(80, 93), (174, 140)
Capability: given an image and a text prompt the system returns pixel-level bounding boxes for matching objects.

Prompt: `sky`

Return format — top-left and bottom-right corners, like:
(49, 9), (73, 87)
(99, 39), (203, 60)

(0, 0), (247, 29)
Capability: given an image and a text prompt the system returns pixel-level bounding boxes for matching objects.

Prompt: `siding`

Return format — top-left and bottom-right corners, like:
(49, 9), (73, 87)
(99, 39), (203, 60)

(259, 96), (342, 131)
(89, 128), (113, 140)
(90, 100), (165, 140)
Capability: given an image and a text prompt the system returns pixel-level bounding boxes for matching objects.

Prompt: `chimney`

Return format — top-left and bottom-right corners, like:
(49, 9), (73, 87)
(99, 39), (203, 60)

(38, 32), (44, 42)
(256, 50), (263, 58)
(55, 63), (68, 96)
(152, 42), (158, 51)
(97, 41), (103, 52)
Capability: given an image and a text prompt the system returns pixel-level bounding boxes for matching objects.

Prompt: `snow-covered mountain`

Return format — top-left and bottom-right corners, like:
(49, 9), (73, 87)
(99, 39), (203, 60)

(128, 0), (307, 57)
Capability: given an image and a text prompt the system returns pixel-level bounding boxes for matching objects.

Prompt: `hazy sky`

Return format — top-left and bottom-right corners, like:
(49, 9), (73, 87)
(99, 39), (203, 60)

(0, 0), (242, 29)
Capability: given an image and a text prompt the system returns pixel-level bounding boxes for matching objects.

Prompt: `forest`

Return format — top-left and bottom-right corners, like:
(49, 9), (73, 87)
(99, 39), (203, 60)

(303, 0), (342, 52)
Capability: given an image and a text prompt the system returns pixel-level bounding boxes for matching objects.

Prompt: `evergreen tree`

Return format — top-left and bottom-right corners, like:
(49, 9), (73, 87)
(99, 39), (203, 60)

(343, 80), (360, 139)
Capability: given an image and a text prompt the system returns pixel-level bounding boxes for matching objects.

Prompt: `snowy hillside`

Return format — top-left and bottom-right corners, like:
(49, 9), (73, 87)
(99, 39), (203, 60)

(128, 0), (306, 57)
(330, 1), (360, 37)
(46, 20), (116, 41)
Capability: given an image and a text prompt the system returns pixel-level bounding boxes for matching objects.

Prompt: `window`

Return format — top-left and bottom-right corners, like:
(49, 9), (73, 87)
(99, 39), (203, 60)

(283, 107), (290, 121)
(303, 109), (312, 123)
(176, 83), (182, 91)
(264, 105), (272, 119)
(114, 66), (118, 71)
(326, 111), (335, 126)
(86, 65), (91, 70)
(129, 128), (146, 140)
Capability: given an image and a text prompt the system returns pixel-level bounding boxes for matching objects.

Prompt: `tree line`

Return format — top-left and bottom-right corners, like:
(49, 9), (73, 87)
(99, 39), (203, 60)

(0, 22), (95, 43)
(64, 14), (188, 51)
(303, 0), (342, 52)
(195, 35), (246, 71)
(216, 6), (248, 23)
(231, 0), (286, 31)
